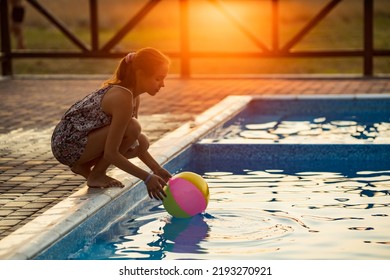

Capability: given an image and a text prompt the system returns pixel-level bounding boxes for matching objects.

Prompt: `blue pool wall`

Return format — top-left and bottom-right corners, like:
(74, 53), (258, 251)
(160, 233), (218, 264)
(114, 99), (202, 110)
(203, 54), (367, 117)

(193, 143), (390, 162)
(190, 143), (390, 176)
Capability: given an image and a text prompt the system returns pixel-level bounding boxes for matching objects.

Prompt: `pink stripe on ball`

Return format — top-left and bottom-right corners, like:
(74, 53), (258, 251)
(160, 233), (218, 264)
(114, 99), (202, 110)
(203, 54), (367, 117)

(169, 177), (207, 216)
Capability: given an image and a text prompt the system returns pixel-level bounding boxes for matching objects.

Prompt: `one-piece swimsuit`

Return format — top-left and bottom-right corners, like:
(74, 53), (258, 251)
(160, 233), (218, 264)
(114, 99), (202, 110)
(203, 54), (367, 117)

(51, 85), (134, 167)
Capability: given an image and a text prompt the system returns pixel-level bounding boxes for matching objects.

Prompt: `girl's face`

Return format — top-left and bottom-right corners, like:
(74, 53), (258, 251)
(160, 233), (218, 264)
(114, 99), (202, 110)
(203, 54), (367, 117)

(137, 63), (169, 96)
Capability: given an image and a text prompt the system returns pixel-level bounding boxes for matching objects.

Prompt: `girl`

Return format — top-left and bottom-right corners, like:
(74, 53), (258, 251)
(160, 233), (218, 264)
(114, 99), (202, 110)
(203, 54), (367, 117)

(51, 47), (171, 200)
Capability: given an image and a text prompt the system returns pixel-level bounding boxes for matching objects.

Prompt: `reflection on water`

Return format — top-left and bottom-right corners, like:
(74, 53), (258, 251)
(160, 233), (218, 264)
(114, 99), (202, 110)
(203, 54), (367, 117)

(202, 117), (390, 144)
(71, 168), (390, 260)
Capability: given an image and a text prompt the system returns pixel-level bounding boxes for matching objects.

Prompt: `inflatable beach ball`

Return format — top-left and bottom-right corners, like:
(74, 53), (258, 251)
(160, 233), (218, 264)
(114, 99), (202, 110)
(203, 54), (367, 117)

(163, 172), (209, 218)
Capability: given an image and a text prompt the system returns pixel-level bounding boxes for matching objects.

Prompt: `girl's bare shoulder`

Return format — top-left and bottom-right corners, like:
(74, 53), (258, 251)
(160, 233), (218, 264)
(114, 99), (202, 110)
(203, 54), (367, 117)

(102, 86), (133, 115)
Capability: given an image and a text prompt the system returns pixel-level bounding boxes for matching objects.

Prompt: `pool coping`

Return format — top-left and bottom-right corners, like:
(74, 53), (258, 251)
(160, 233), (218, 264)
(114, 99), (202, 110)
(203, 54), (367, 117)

(0, 95), (251, 260)
(1, 93), (389, 259)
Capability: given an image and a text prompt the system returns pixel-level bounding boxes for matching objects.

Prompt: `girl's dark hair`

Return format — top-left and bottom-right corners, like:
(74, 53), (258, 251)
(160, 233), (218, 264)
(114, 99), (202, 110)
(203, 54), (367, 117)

(103, 47), (170, 89)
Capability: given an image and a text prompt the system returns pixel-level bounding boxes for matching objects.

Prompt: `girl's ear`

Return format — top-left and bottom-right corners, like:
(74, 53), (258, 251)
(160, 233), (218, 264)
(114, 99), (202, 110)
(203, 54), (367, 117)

(135, 68), (146, 80)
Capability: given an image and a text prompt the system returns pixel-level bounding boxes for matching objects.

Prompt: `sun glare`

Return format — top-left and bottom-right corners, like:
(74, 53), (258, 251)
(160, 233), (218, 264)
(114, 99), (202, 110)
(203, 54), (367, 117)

(189, 0), (271, 51)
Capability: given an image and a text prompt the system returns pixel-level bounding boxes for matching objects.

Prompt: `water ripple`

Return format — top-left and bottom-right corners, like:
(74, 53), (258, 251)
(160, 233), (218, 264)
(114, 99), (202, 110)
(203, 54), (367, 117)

(204, 117), (390, 144)
(72, 167), (390, 260)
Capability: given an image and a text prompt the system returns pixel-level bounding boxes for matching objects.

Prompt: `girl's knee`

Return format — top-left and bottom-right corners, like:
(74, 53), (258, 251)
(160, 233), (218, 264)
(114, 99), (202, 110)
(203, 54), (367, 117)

(123, 133), (149, 159)
(123, 118), (141, 145)
(125, 118), (141, 137)
(138, 133), (150, 152)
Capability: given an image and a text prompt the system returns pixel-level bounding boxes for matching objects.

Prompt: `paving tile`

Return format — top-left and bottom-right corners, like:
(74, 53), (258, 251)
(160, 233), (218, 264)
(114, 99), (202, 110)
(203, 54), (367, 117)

(0, 194), (22, 199)
(13, 196), (40, 202)
(2, 169), (25, 175)
(0, 210), (14, 217)
(11, 184), (40, 190)
(0, 176), (13, 182)
(11, 210), (36, 216)
(0, 219), (20, 227)
(3, 201), (30, 208)
(24, 187), (52, 194)
(7, 176), (33, 182)
(21, 202), (50, 209)
(42, 181), (67, 186)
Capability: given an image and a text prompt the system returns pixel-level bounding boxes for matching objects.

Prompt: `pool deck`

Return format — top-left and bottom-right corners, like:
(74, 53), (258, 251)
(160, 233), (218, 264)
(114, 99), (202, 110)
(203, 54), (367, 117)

(1, 74), (390, 258)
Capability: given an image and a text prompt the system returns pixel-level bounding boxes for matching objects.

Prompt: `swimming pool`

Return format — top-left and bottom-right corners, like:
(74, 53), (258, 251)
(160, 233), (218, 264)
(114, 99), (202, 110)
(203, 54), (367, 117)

(65, 145), (390, 260)
(33, 95), (390, 260)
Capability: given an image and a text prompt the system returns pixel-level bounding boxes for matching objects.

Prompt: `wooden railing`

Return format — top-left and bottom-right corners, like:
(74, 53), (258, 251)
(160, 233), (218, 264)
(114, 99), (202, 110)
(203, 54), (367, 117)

(1, 0), (389, 77)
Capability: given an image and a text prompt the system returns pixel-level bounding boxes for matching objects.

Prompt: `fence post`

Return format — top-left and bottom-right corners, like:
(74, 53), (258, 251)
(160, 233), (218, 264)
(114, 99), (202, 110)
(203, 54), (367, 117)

(180, 0), (190, 78)
(0, 0), (13, 76)
(89, 0), (99, 52)
(271, 0), (279, 52)
(363, 0), (374, 76)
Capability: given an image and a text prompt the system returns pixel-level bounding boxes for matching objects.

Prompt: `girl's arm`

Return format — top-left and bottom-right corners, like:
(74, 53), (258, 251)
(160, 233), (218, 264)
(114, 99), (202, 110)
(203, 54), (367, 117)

(138, 150), (172, 182)
(132, 97), (171, 183)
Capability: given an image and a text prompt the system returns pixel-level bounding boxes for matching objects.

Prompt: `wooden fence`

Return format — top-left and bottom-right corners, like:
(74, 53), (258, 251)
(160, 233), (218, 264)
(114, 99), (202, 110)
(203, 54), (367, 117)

(1, 0), (389, 77)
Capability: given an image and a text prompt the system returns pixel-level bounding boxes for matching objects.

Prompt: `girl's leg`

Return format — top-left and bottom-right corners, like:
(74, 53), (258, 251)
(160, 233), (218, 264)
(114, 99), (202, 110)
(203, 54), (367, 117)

(123, 133), (150, 159)
(72, 118), (141, 188)
(71, 125), (117, 188)
(86, 133), (147, 187)
(71, 158), (97, 179)
(70, 125), (109, 183)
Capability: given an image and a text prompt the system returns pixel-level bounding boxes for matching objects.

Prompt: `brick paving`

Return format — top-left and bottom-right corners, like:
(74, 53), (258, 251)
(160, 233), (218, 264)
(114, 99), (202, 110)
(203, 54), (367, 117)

(1, 75), (390, 241)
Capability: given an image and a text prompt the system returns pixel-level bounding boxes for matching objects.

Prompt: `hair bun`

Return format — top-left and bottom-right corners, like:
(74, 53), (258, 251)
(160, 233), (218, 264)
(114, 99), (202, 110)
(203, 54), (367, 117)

(125, 52), (136, 64)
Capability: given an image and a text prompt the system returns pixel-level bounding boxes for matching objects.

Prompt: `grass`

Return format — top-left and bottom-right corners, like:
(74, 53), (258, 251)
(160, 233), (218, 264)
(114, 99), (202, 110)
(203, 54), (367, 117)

(8, 0), (390, 75)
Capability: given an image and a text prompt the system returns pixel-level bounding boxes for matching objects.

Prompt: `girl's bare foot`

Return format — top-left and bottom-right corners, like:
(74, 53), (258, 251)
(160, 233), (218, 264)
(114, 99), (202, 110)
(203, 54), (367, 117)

(87, 174), (124, 189)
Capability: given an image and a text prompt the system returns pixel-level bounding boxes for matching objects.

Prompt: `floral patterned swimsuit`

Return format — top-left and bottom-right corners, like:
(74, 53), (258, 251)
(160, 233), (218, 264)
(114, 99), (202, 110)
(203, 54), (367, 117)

(51, 85), (133, 167)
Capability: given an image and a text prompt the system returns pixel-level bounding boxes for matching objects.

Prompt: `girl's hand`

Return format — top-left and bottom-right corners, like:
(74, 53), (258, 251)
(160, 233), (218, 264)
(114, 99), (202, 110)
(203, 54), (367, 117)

(146, 174), (167, 200)
(154, 167), (172, 183)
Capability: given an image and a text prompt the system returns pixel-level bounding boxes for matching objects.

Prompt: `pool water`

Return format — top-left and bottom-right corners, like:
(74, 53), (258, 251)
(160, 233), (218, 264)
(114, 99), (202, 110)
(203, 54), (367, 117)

(70, 158), (390, 260)
(202, 99), (390, 144)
